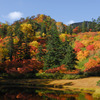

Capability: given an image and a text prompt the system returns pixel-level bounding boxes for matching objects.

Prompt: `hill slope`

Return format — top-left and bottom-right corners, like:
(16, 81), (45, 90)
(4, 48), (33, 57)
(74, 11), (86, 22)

(73, 32), (100, 75)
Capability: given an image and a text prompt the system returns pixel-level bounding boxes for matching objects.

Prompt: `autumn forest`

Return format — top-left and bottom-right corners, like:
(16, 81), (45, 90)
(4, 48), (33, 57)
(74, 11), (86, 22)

(0, 14), (100, 79)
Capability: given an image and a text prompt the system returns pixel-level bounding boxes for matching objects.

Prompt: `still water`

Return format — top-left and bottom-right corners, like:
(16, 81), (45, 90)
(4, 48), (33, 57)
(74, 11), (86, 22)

(0, 85), (95, 100)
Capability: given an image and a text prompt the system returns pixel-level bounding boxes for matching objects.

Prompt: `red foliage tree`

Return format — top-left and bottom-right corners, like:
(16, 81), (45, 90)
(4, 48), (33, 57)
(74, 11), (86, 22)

(4, 59), (43, 74)
(73, 26), (81, 33)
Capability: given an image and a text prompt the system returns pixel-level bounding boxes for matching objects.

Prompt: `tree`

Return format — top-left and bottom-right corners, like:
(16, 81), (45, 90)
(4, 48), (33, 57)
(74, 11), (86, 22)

(0, 23), (8, 38)
(28, 18), (41, 36)
(91, 18), (96, 32)
(36, 44), (46, 62)
(40, 22), (46, 37)
(82, 21), (86, 32)
(61, 38), (77, 70)
(73, 26), (81, 33)
(20, 23), (34, 42)
(43, 23), (62, 70)
(56, 22), (65, 33)
(23, 43), (31, 59)
(7, 26), (14, 61)
(43, 23), (77, 70)
(96, 16), (100, 31)
(66, 25), (73, 35)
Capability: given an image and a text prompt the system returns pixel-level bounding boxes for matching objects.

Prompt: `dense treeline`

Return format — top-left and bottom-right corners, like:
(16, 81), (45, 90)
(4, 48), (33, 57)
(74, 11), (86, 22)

(0, 14), (100, 79)
(67, 17), (100, 34)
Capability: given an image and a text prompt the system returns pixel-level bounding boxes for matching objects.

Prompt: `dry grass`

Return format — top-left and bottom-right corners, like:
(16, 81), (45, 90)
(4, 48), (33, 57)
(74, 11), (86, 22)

(48, 77), (100, 89)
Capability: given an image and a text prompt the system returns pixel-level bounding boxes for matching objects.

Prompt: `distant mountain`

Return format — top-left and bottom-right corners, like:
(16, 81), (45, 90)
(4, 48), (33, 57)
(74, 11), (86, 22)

(71, 21), (91, 27)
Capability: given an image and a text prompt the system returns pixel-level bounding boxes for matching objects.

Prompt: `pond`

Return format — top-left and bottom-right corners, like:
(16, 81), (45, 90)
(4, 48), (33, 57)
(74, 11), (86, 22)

(0, 85), (96, 100)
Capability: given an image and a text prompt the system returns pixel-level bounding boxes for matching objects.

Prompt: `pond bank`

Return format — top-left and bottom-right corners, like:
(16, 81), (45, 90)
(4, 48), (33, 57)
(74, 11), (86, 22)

(0, 77), (100, 99)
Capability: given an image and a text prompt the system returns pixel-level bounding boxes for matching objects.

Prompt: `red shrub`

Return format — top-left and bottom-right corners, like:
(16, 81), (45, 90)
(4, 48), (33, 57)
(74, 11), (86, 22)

(45, 64), (66, 73)
(86, 45), (94, 50)
(84, 65), (100, 74)
(75, 41), (85, 48)
(62, 69), (80, 74)
(74, 47), (81, 52)
(4, 59), (43, 74)
(74, 41), (84, 52)
(45, 64), (80, 74)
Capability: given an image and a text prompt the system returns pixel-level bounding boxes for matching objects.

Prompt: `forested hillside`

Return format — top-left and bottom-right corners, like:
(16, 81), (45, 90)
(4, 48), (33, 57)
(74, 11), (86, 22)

(0, 14), (100, 79)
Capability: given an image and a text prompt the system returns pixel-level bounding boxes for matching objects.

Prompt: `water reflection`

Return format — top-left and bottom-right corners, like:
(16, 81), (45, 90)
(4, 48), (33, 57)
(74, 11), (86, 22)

(0, 85), (94, 100)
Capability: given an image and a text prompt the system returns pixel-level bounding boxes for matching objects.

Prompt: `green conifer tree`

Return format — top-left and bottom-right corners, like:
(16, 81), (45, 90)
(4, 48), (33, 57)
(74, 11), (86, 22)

(43, 23), (77, 70)
(40, 23), (46, 37)
(43, 23), (63, 70)
(36, 45), (46, 62)
(61, 38), (77, 70)
(82, 21), (86, 32)
(7, 26), (14, 61)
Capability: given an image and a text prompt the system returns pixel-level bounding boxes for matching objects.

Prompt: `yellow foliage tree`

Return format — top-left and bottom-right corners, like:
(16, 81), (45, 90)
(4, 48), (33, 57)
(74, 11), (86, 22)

(29, 41), (39, 48)
(56, 22), (64, 33)
(59, 33), (67, 41)
(20, 23), (34, 41)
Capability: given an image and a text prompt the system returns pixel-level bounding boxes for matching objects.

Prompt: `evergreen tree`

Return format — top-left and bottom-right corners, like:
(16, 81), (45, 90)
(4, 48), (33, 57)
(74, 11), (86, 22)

(0, 23), (8, 38)
(7, 26), (14, 61)
(43, 23), (63, 70)
(43, 24), (77, 70)
(67, 25), (73, 35)
(36, 45), (46, 62)
(96, 16), (100, 31)
(91, 18), (96, 32)
(23, 30), (31, 59)
(40, 23), (46, 37)
(61, 38), (77, 70)
(82, 21), (86, 32)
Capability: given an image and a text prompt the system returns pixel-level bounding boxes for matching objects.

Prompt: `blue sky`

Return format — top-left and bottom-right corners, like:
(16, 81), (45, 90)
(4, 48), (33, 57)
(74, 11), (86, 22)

(0, 0), (100, 25)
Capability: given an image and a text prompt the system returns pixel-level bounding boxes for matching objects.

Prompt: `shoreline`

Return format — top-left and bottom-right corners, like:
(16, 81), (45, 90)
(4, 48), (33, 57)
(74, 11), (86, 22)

(0, 77), (100, 98)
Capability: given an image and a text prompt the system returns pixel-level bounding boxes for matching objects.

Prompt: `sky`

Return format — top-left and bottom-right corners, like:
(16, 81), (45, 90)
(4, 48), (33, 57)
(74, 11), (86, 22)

(0, 0), (100, 25)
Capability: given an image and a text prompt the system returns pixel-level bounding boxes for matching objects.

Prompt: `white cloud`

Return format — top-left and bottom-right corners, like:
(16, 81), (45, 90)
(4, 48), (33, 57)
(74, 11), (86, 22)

(8, 11), (23, 20)
(66, 20), (75, 25)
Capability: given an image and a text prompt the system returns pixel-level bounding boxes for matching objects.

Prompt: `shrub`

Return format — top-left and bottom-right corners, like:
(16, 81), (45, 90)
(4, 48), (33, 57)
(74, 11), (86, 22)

(86, 45), (94, 51)
(75, 41), (85, 48)
(97, 80), (100, 86)
(36, 72), (64, 79)
(74, 41), (85, 52)
(62, 74), (85, 79)
(45, 65), (66, 73)
(84, 65), (100, 76)
(74, 47), (81, 52)
(3, 59), (43, 74)
(93, 41), (100, 49)
(75, 58), (89, 70)
(84, 59), (98, 68)
(36, 72), (85, 79)
(77, 50), (89, 61)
